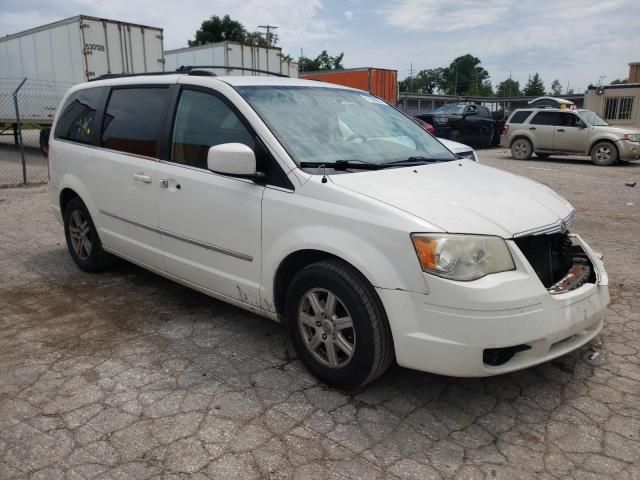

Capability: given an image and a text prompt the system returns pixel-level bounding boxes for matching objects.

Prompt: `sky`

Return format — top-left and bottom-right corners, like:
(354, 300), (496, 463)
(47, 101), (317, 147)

(3, 0), (639, 93)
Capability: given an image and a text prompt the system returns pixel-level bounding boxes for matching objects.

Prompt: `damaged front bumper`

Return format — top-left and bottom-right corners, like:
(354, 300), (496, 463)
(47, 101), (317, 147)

(377, 234), (609, 377)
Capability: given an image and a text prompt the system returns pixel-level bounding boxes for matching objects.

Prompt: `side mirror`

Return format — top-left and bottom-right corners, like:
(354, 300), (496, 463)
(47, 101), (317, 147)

(207, 143), (262, 178)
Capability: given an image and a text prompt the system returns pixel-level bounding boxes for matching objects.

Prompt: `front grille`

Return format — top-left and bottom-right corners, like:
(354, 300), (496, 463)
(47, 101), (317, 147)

(514, 232), (595, 290)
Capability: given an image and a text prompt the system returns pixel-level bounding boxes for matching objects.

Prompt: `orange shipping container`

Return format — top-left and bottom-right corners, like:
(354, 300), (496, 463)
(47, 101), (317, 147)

(300, 68), (398, 105)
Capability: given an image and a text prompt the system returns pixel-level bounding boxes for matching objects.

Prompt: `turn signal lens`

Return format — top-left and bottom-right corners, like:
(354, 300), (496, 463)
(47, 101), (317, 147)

(412, 235), (438, 270)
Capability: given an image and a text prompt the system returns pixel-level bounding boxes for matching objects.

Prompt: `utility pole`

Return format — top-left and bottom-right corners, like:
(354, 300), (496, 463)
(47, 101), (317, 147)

(454, 65), (457, 96)
(509, 71), (512, 97)
(258, 24), (278, 46)
(410, 63), (414, 92)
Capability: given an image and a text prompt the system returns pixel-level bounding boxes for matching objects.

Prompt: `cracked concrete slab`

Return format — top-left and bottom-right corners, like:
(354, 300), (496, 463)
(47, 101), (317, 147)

(1, 150), (639, 479)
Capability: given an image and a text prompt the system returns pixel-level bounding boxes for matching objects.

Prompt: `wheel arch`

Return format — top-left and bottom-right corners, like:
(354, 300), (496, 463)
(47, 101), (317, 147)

(272, 249), (382, 323)
(588, 138), (619, 156)
(509, 134), (534, 149)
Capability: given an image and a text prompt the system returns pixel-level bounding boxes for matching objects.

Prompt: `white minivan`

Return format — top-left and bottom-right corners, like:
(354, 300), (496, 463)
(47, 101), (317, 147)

(49, 73), (609, 389)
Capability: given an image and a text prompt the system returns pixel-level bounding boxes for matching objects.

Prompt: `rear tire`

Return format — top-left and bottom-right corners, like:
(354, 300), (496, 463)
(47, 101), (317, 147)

(591, 141), (618, 166)
(285, 260), (394, 390)
(63, 197), (114, 272)
(511, 138), (532, 160)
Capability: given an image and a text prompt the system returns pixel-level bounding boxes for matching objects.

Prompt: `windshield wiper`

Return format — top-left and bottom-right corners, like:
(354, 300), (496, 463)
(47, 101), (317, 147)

(299, 160), (382, 170)
(379, 156), (450, 168)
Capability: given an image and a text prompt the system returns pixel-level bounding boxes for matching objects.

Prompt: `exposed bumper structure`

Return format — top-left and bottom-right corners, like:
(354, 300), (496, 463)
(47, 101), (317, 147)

(378, 234), (609, 377)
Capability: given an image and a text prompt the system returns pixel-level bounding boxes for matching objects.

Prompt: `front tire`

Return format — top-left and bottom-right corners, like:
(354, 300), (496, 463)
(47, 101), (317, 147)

(591, 141), (618, 166)
(511, 138), (532, 159)
(285, 260), (393, 390)
(63, 197), (114, 272)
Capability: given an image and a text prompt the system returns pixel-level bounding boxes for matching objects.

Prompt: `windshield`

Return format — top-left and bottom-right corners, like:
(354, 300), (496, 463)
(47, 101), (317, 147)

(579, 110), (609, 126)
(236, 86), (456, 166)
(433, 104), (466, 115)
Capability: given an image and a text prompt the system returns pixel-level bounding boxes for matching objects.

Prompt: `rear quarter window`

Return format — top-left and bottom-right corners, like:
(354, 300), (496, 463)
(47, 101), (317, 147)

(509, 111), (532, 124)
(54, 87), (106, 144)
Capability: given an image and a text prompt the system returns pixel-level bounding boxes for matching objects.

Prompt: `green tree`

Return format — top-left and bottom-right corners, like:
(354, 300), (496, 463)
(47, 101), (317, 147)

(440, 54), (491, 96)
(496, 78), (521, 97)
(523, 73), (545, 96)
(611, 78), (628, 84)
(404, 68), (445, 93)
(189, 15), (272, 47)
(550, 79), (562, 96)
(299, 50), (344, 72)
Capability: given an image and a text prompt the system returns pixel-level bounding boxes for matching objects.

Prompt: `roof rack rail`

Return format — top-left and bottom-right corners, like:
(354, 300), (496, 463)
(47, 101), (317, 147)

(91, 71), (180, 81)
(91, 65), (289, 82)
(176, 65), (289, 77)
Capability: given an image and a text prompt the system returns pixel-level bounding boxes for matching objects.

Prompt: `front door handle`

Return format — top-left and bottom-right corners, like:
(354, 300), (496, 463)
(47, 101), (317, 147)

(557, 128), (565, 132)
(529, 127), (536, 131)
(132, 172), (152, 183)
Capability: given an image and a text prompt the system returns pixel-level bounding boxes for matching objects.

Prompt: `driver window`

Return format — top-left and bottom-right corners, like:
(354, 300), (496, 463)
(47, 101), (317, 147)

(171, 89), (254, 169)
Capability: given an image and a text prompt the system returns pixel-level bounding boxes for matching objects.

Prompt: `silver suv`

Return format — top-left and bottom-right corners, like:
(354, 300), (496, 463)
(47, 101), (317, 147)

(500, 108), (640, 165)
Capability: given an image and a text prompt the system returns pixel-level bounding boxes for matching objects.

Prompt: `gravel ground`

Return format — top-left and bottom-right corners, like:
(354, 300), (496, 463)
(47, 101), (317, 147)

(1, 148), (639, 479)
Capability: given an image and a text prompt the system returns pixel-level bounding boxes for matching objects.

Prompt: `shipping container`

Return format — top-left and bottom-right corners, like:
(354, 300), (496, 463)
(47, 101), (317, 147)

(165, 42), (298, 78)
(300, 68), (398, 105)
(0, 15), (164, 124)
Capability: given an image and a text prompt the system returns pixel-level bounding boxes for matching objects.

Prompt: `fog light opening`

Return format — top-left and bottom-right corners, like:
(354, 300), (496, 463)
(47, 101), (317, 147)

(483, 344), (531, 366)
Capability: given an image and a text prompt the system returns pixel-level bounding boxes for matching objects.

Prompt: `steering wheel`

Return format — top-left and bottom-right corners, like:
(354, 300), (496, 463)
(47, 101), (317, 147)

(345, 133), (367, 143)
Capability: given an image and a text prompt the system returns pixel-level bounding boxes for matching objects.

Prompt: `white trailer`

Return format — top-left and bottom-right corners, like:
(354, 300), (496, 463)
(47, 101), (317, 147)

(0, 15), (164, 124)
(164, 42), (298, 78)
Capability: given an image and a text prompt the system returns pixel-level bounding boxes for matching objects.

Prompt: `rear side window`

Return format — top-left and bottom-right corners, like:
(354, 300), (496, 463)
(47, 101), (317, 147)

(101, 87), (169, 158)
(171, 89), (254, 169)
(54, 87), (105, 144)
(529, 111), (558, 126)
(509, 111), (531, 124)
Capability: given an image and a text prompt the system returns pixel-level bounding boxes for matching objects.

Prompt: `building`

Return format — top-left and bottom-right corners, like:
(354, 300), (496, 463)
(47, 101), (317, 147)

(584, 62), (640, 129)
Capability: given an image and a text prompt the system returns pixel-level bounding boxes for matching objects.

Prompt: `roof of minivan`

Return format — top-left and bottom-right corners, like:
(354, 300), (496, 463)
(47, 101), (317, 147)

(85, 74), (357, 90)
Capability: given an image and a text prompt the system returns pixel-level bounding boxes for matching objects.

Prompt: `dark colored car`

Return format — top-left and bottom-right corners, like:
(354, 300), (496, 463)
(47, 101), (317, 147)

(416, 104), (496, 146)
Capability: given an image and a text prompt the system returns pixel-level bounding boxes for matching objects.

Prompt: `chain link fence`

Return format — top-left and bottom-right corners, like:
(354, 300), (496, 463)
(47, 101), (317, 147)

(0, 78), (72, 187)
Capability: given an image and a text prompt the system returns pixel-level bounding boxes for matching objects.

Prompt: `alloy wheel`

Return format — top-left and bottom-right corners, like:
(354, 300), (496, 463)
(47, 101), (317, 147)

(595, 145), (612, 163)
(68, 209), (92, 260)
(512, 140), (531, 159)
(298, 288), (356, 369)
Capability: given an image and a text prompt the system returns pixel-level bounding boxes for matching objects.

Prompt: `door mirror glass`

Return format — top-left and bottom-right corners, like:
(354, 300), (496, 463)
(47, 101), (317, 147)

(207, 143), (259, 177)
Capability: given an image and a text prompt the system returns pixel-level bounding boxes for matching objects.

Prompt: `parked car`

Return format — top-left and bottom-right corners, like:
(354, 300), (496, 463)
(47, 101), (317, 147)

(413, 117), (479, 161)
(416, 104), (496, 146)
(49, 74), (609, 389)
(501, 107), (640, 165)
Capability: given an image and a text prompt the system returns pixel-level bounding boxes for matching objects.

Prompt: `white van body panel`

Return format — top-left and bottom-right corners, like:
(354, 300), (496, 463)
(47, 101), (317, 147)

(49, 75), (609, 379)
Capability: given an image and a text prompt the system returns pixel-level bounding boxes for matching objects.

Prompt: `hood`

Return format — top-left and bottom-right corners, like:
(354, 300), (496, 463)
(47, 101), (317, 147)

(438, 138), (473, 153)
(597, 125), (640, 135)
(329, 160), (574, 238)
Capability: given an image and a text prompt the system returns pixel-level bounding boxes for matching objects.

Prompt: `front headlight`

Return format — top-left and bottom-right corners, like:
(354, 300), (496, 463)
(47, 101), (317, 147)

(411, 234), (515, 281)
(624, 133), (640, 142)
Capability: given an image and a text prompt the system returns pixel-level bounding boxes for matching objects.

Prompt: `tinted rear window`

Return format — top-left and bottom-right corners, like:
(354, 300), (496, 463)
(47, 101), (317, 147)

(101, 87), (169, 157)
(54, 87), (105, 144)
(529, 111), (558, 126)
(509, 111), (531, 124)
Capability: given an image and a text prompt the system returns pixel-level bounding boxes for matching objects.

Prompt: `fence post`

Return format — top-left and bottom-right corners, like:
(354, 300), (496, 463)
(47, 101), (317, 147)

(13, 78), (28, 185)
